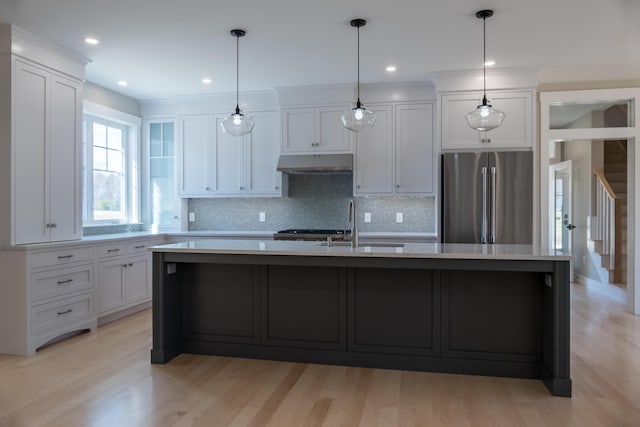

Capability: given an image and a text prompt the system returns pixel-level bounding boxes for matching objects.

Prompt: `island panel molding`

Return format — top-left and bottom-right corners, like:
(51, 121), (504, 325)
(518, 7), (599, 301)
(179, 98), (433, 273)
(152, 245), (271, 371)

(150, 241), (572, 397)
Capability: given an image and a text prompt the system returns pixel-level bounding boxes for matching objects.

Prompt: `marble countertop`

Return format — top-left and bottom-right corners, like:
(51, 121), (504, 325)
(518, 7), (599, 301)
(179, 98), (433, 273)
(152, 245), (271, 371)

(149, 239), (571, 261)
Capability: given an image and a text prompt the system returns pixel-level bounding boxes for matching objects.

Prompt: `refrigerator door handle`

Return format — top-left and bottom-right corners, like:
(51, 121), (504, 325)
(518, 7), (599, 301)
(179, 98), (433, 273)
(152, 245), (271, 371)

(490, 166), (496, 243)
(481, 167), (487, 243)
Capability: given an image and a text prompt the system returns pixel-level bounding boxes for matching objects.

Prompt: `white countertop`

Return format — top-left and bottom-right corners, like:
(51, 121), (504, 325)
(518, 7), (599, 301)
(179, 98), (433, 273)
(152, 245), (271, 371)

(149, 239), (571, 261)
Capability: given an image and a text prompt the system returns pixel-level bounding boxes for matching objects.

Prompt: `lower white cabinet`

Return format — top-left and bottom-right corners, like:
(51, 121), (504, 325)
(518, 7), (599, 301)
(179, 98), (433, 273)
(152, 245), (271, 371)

(0, 235), (162, 355)
(98, 248), (152, 316)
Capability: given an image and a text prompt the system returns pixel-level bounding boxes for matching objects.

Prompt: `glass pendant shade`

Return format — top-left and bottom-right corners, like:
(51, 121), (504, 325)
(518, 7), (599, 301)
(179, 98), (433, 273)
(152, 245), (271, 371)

(221, 107), (255, 136)
(466, 97), (505, 131)
(342, 103), (376, 132)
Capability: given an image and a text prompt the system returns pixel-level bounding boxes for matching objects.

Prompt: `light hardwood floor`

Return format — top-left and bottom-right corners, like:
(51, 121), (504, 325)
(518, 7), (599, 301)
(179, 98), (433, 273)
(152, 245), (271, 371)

(1, 282), (639, 427)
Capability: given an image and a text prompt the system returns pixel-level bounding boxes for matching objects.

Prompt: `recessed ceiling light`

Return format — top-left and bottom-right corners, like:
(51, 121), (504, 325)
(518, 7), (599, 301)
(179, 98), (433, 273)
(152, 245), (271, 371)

(484, 60), (495, 66)
(85, 37), (99, 45)
(202, 78), (212, 84)
(117, 81), (128, 87)
(386, 65), (397, 72)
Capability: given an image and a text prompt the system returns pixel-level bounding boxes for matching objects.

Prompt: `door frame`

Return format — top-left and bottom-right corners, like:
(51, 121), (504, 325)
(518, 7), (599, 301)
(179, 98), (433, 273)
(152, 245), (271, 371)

(539, 88), (640, 315)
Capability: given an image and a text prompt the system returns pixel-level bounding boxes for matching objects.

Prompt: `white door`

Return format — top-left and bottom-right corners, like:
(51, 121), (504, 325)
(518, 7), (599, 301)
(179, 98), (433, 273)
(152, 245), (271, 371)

(549, 160), (574, 256)
(316, 106), (350, 152)
(282, 108), (315, 152)
(13, 60), (48, 244)
(49, 75), (81, 242)
(215, 116), (245, 194)
(395, 103), (434, 194)
(179, 114), (211, 196)
(98, 260), (125, 314)
(247, 112), (280, 195)
(125, 256), (151, 304)
(354, 104), (393, 194)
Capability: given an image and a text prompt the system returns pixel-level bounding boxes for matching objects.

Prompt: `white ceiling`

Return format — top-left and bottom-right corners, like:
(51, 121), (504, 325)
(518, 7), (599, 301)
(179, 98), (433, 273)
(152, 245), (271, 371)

(1, 0), (639, 101)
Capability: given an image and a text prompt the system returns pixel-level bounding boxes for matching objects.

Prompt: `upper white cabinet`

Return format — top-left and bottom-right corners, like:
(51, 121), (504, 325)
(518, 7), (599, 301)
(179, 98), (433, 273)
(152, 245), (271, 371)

(178, 111), (282, 197)
(215, 112), (281, 195)
(354, 103), (435, 196)
(395, 103), (435, 194)
(178, 114), (212, 197)
(355, 105), (394, 194)
(440, 90), (533, 150)
(282, 105), (351, 153)
(147, 119), (179, 230)
(13, 59), (82, 244)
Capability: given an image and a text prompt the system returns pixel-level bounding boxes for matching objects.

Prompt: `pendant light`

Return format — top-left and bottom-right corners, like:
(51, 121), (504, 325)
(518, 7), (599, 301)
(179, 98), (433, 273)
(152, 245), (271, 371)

(341, 18), (376, 133)
(466, 10), (505, 131)
(220, 29), (254, 136)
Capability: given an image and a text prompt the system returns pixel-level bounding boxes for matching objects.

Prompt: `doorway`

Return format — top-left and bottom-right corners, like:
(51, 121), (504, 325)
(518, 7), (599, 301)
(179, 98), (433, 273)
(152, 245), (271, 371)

(540, 88), (640, 315)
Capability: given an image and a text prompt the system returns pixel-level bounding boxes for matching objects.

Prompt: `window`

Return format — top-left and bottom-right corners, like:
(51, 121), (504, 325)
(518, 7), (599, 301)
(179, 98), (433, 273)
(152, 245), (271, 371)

(83, 108), (140, 225)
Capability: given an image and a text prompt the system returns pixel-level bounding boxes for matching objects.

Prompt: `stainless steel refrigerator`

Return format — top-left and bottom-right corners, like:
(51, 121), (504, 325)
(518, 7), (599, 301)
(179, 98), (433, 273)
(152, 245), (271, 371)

(441, 151), (532, 244)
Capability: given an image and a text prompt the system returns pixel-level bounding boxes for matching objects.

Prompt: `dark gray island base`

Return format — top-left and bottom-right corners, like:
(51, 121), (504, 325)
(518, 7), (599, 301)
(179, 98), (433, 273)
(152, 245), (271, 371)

(150, 242), (571, 397)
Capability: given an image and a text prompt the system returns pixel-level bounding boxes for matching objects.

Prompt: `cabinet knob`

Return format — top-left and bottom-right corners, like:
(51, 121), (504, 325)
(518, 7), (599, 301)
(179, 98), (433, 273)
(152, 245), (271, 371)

(275, 186), (279, 190)
(357, 185), (360, 189)
(122, 264), (128, 268)
(239, 186), (244, 190)
(205, 187), (210, 191)
(129, 263), (133, 267)
(396, 184), (400, 188)
(174, 216), (178, 219)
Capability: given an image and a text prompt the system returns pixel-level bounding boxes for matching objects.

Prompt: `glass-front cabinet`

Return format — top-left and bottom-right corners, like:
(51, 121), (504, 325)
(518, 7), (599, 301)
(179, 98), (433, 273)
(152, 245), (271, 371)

(148, 120), (178, 230)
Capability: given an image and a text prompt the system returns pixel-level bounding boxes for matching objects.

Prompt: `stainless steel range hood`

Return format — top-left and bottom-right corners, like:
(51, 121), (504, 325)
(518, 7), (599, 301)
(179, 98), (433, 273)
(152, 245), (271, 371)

(276, 154), (353, 174)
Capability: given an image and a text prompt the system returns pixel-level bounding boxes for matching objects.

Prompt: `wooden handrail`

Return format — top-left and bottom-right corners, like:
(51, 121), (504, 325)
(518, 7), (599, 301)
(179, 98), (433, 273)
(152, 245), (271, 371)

(594, 168), (619, 200)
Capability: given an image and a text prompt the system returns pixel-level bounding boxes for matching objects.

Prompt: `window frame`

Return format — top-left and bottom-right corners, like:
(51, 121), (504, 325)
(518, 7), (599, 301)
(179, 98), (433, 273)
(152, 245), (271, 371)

(82, 101), (142, 226)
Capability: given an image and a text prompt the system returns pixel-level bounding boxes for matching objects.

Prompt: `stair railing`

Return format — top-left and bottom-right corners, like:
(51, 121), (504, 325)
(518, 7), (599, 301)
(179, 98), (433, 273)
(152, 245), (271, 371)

(593, 168), (622, 282)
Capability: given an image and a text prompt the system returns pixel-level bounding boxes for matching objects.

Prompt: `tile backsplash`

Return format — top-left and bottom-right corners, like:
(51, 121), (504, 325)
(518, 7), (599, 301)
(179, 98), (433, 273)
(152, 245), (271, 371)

(188, 174), (436, 233)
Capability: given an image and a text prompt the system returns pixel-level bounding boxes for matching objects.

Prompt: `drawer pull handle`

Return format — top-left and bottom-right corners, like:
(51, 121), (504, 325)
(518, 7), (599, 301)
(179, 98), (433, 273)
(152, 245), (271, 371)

(57, 309), (73, 316)
(57, 279), (73, 285)
(107, 248), (120, 253)
(134, 245), (146, 249)
(57, 255), (74, 259)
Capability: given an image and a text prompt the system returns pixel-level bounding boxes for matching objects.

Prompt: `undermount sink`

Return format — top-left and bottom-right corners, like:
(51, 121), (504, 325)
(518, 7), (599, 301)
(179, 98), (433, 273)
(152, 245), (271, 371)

(319, 241), (405, 248)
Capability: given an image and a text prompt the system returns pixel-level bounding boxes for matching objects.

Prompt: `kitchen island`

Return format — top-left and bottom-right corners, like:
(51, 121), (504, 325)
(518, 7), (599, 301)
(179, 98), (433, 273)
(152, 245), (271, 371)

(149, 240), (572, 397)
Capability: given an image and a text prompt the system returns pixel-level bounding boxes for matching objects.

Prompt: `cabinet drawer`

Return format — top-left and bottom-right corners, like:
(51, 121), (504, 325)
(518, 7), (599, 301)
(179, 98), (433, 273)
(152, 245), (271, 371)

(97, 243), (127, 258)
(128, 240), (150, 254)
(31, 292), (93, 337)
(31, 264), (93, 302)
(29, 247), (94, 269)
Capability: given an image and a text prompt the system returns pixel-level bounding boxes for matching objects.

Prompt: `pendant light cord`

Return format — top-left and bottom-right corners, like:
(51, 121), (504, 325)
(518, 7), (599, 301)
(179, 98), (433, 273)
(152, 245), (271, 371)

(236, 33), (240, 113)
(356, 24), (361, 107)
(482, 14), (487, 102)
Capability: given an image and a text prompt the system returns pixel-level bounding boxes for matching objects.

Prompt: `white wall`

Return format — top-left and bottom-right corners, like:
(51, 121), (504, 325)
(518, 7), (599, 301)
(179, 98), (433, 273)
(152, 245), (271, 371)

(84, 81), (140, 117)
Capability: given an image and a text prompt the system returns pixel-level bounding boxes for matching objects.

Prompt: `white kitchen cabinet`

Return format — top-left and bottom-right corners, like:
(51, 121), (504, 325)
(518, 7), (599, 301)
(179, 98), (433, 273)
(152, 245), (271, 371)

(354, 103), (436, 196)
(354, 105), (394, 194)
(441, 90), (533, 150)
(13, 59), (82, 244)
(97, 241), (152, 316)
(98, 255), (150, 315)
(148, 119), (179, 230)
(395, 103), (435, 194)
(178, 114), (213, 197)
(179, 112), (282, 197)
(282, 105), (351, 153)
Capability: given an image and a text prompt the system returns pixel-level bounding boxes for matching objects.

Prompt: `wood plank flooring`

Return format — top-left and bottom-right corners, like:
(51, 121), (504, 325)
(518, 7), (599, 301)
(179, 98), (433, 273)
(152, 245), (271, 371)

(1, 282), (639, 426)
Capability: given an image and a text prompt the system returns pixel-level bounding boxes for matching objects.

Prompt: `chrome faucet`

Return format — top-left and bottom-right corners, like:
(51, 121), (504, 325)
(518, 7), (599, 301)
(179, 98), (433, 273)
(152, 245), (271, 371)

(347, 199), (358, 248)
